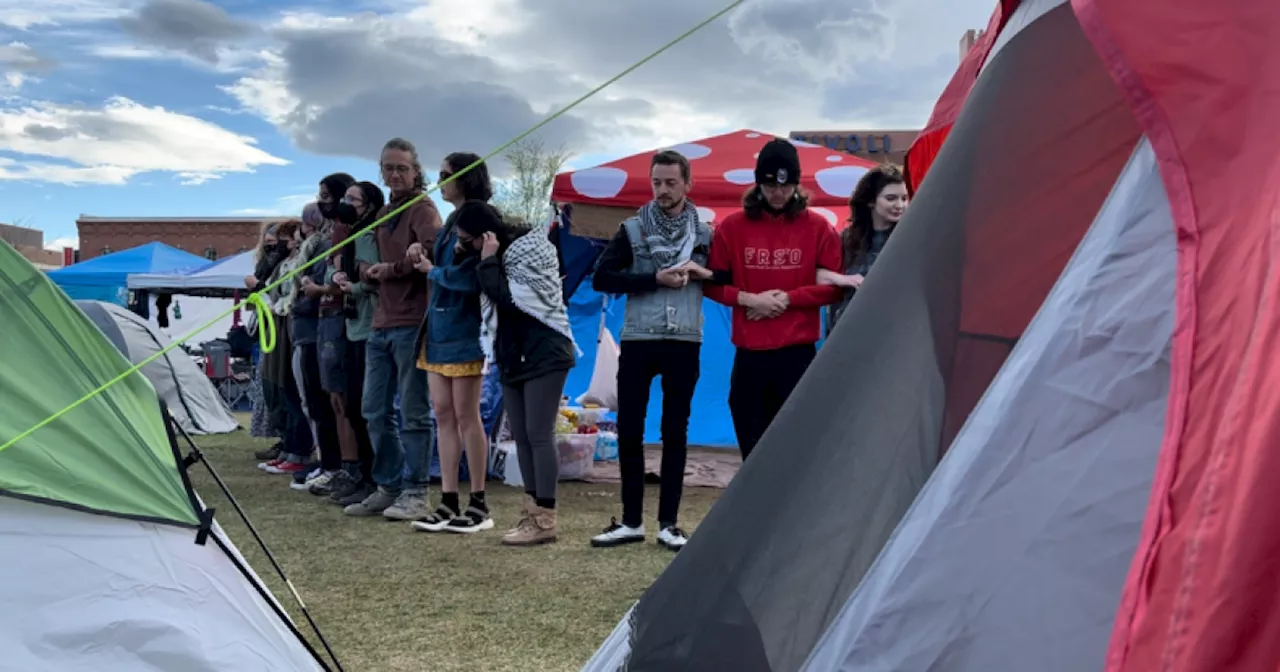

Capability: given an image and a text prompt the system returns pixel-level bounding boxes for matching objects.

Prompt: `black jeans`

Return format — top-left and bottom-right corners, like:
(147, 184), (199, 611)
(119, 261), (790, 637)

(298, 342), (341, 471)
(343, 338), (375, 483)
(616, 340), (701, 528)
(729, 344), (817, 461)
(268, 352), (313, 459)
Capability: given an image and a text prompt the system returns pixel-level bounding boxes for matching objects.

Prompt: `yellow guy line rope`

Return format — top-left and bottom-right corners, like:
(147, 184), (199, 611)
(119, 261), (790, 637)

(1, 0), (746, 454)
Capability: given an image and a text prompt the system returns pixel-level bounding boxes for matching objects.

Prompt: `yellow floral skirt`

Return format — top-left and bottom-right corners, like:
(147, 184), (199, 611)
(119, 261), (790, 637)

(416, 352), (484, 378)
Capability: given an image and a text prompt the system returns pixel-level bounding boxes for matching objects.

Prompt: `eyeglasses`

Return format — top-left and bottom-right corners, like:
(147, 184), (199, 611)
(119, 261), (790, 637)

(438, 170), (453, 183)
(341, 197), (363, 206)
(381, 164), (414, 174)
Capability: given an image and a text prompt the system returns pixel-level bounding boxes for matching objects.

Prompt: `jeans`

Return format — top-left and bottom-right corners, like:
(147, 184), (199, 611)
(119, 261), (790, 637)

(362, 326), (433, 493)
(616, 340), (700, 528)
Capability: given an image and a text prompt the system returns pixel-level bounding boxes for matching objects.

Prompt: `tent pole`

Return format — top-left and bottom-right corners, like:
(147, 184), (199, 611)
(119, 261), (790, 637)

(169, 419), (346, 672)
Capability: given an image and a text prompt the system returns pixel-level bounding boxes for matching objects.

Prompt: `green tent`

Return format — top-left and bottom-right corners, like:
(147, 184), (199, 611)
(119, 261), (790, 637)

(0, 240), (326, 670)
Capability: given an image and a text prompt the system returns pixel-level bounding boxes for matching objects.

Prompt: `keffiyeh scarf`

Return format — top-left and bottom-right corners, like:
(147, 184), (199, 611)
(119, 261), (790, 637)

(637, 199), (698, 270)
(480, 232), (580, 362)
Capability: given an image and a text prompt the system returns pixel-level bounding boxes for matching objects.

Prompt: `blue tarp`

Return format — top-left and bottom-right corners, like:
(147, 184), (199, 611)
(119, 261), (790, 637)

(48, 242), (210, 305)
(565, 284), (741, 448)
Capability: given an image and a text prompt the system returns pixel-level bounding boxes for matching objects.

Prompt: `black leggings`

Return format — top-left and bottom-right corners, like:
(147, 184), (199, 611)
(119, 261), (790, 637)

(298, 342), (341, 470)
(728, 344), (816, 461)
(503, 369), (570, 507)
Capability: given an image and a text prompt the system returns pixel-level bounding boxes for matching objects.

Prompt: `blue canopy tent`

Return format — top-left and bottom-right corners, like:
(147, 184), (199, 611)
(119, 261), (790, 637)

(47, 242), (210, 305)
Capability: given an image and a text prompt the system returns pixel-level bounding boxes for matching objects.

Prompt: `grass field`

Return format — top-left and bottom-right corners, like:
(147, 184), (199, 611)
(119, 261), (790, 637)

(189, 419), (721, 672)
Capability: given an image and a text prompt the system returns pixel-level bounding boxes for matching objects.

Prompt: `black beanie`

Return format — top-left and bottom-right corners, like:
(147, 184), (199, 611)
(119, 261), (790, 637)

(755, 138), (801, 186)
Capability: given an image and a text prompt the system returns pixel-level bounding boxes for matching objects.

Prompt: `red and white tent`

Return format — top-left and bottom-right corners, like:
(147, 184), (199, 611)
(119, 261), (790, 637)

(583, 0), (1280, 670)
(551, 129), (879, 230)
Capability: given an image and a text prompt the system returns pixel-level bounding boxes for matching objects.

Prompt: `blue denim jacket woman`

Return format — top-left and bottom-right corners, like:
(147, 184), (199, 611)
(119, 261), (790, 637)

(414, 212), (484, 364)
(408, 152), (500, 533)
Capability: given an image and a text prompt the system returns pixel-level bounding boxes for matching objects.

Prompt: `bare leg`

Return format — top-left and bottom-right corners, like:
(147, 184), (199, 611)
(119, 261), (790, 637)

(428, 372), (461, 496)
(330, 392), (359, 462)
(450, 375), (488, 493)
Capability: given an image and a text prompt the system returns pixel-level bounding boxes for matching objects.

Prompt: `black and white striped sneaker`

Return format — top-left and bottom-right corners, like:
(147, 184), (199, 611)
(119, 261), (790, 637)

(444, 505), (495, 534)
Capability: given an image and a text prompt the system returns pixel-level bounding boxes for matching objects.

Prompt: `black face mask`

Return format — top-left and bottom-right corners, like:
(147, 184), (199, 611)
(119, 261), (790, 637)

(318, 201), (338, 218)
(334, 202), (360, 225)
(275, 241), (291, 254)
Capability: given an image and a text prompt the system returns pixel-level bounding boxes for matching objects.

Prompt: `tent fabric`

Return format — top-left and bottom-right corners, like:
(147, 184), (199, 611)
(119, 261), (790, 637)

(0, 241), (197, 526)
(47, 242), (208, 304)
(589, 3), (1142, 669)
(128, 250), (254, 297)
(0, 497), (322, 671)
(903, 1), (1019, 195)
(552, 129), (878, 226)
(0, 241), (326, 669)
(1080, 0), (1280, 669)
(550, 206), (608, 299)
(77, 301), (240, 436)
(801, 137), (1172, 672)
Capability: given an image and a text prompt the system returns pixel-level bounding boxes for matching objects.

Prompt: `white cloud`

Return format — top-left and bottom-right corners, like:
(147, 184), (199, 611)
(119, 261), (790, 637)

(0, 157), (135, 184)
(45, 235), (78, 250)
(0, 0), (136, 30)
(218, 51), (296, 125)
(231, 192), (313, 216)
(0, 96), (288, 185)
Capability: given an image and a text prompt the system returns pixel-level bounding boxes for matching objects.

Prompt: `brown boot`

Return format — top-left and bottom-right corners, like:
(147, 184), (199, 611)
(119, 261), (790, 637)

(501, 505), (557, 546)
(504, 494), (534, 536)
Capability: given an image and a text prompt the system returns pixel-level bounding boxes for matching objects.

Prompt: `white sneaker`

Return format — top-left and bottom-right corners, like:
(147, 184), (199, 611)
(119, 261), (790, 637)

(290, 470), (333, 492)
(590, 517), (645, 548)
(657, 526), (689, 552)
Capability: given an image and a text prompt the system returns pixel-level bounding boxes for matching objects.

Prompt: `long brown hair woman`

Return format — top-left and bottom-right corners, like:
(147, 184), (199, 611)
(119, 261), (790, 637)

(819, 164), (909, 334)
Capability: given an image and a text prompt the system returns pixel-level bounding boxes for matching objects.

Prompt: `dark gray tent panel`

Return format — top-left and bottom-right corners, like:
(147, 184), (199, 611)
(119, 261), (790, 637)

(800, 138), (1171, 671)
(587, 3), (1144, 670)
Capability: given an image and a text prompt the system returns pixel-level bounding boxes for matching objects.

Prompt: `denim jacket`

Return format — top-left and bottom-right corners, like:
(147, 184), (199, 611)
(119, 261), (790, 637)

(618, 217), (713, 343)
(414, 212), (483, 364)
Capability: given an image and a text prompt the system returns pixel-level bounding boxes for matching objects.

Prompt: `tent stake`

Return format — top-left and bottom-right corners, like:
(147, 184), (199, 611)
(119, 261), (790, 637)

(171, 420), (345, 672)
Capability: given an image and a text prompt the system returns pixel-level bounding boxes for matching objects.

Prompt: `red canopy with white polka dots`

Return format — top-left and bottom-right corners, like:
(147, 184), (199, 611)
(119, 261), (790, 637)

(551, 129), (879, 229)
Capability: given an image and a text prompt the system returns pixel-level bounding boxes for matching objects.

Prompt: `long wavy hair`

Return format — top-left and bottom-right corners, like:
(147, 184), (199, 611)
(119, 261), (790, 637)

(742, 184), (811, 220)
(443, 152), (494, 202)
(841, 164), (905, 268)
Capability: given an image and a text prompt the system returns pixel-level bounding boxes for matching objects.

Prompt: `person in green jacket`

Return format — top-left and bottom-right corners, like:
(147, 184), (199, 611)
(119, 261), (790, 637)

(323, 180), (387, 506)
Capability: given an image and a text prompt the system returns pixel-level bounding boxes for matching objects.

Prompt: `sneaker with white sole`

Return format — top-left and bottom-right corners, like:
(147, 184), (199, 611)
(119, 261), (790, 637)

(383, 491), (431, 521)
(590, 517), (645, 548)
(657, 525), (689, 552)
(343, 487), (399, 517)
(444, 504), (495, 534)
(410, 503), (459, 532)
(311, 470), (352, 497)
(291, 470), (334, 492)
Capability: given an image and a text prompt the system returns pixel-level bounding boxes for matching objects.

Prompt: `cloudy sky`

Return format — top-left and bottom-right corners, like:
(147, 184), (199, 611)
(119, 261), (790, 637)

(0, 0), (990, 250)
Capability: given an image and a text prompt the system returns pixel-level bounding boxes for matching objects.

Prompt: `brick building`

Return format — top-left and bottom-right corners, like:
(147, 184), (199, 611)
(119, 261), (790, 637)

(1, 222), (67, 269)
(76, 216), (285, 262)
(786, 130), (920, 166)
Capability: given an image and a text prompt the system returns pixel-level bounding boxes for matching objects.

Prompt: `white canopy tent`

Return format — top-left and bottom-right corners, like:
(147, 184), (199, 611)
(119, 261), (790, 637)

(128, 251), (254, 298)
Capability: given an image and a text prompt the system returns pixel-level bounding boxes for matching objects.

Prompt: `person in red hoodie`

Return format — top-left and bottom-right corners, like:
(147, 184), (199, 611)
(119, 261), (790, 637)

(703, 138), (844, 460)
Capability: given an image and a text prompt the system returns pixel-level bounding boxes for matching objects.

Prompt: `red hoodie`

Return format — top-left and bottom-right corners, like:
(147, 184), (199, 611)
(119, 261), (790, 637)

(705, 208), (844, 350)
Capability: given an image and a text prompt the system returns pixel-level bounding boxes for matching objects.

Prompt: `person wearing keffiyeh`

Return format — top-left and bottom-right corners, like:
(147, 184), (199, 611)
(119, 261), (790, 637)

(455, 206), (578, 546)
(588, 149), (717, 553)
